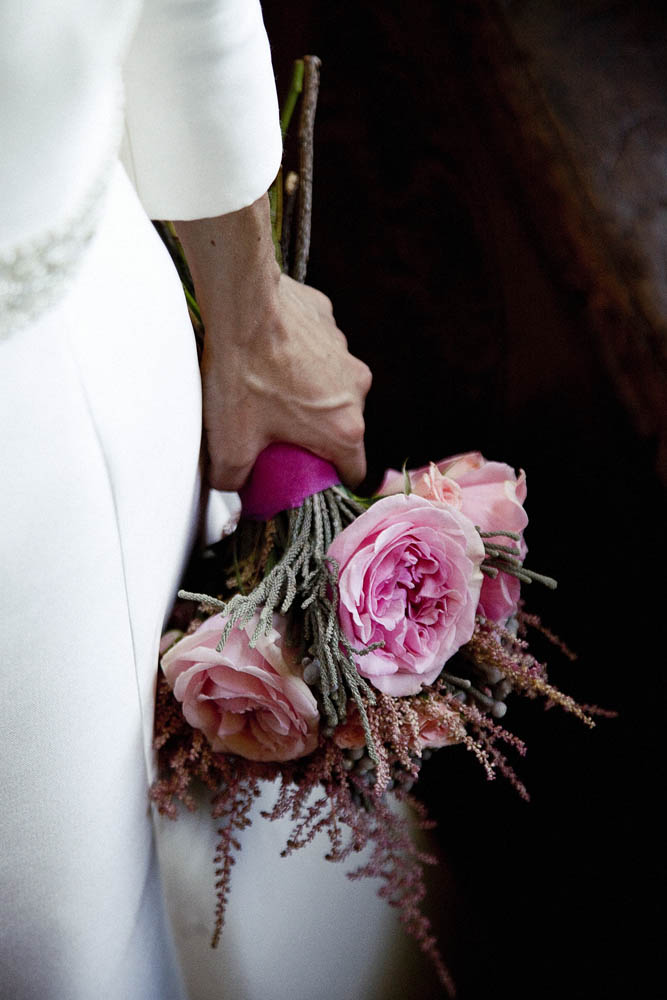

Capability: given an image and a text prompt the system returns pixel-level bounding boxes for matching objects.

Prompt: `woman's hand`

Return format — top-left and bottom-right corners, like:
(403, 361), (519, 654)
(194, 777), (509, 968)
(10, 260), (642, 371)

(174, 195), (371, 491)
(201, 271), (371, 490)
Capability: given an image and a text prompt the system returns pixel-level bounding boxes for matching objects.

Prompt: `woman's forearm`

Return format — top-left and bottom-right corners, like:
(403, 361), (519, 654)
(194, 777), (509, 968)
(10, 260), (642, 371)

(173, 195), (371, 491)
(173, 194), (280, 354)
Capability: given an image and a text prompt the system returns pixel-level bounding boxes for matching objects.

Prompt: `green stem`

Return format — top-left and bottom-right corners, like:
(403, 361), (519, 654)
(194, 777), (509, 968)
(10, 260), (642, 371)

(292, 55), (321, 283)
(269, 174), (284, 269)
(270, 59), (306, 265)
(280, 59), (305, 138)
(183, 285), (201, 323)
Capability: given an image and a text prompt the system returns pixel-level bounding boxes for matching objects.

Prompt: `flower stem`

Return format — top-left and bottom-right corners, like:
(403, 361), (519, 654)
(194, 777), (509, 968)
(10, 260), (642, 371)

(280, 59), (305, 138)
(291, 55), (321, 282)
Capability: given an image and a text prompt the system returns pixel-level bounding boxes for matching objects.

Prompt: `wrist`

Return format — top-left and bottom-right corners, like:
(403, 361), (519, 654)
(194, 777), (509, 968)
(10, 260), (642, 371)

(174, 194), (282, 348)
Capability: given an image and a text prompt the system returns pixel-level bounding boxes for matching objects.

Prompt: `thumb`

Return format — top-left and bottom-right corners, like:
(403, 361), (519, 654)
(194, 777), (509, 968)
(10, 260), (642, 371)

(205, 433), (266, 493)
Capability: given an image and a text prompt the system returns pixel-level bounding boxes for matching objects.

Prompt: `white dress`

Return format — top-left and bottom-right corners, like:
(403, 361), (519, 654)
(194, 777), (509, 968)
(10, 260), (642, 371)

(0, 3), (421, 998)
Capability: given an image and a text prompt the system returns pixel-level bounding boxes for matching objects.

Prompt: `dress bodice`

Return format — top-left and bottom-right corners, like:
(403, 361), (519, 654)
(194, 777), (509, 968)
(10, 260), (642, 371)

(0, 0), (282, 335)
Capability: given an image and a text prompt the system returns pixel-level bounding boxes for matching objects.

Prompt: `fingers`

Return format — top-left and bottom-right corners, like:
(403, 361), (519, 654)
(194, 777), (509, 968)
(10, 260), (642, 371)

(207, 457), (256, 493)
(200, 273), (373, 495)
(327, 435), (368, 488)
(208, 434), (366, 493)
(207, 405), (369, 493)
(206, 450), (255, 493)
(299, 392), (370, 488)
(205, 426), (268, 493)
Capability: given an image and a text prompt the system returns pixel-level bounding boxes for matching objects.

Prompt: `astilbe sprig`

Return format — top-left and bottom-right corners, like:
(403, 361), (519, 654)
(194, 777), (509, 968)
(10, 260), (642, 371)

(444, 693), (531, 800)
(260, 738), (454, 994)
(467, 617), (596, 727)
(518, 609), (578, 661)
(150, 670), (230, 817)
(152, 667), (457, 992)
(363, 693), (427, 795)
(346, 789), (455, 997)
(209, 764), (262, 946)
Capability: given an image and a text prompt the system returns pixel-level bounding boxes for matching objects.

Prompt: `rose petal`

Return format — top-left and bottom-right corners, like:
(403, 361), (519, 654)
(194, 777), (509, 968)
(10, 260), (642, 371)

(327, 494), (484, 696)
(161, 611), (319, 762)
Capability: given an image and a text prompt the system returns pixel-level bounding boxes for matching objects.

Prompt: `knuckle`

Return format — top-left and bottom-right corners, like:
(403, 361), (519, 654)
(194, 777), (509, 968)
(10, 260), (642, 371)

(316, 289), (334, 313)
(358, 362), (373, 392)
(339, 413), (366, 447)
(207, 448), (255, 492)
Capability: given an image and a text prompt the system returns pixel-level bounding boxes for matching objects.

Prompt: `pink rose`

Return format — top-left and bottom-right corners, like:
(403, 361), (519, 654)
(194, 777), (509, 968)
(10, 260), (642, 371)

(159, 629), (184, 655)
(380, 452), (528, 623)
(380, 463), (464, 509)
(333, 701), (461, 752)
(327, 494), (484, 697)
(414, 702), (462, 749)
(332, 708), (366, 751)
(160, 612), (319, 762)
(331, 703), (394, 752)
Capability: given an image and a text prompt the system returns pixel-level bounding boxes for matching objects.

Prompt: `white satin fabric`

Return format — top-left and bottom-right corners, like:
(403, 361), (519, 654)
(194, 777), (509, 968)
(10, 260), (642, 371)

(1, 3), (425, 997)
(0, 0), (282, 249)
(1, 164), (201, 999)
(157, 786), (418, 1000)
(0, 0), (282, 338)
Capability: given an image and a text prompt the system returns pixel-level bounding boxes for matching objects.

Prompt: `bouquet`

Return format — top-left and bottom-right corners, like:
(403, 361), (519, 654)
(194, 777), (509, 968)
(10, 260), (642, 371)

(152, 445), (597, 992)
(152, 57), (601, 994)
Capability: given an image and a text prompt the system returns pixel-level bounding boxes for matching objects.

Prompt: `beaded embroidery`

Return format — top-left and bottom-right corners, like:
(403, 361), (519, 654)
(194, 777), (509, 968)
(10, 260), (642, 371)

(0, 166), (113, 339)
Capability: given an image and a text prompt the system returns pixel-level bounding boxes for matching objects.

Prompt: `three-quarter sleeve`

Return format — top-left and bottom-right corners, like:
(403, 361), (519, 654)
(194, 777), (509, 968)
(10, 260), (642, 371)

(120, 0), (282, 221)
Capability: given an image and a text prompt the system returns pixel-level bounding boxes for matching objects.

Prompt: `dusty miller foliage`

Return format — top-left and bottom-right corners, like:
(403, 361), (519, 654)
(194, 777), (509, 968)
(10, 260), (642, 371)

(179, 486), (385, 761)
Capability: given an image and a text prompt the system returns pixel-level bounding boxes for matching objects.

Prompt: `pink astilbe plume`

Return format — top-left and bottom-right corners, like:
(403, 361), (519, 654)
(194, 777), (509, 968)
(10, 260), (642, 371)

(209, 764), (262, 946)
(261, 738), (454, 993)
(518, 610), (578, 661)
(152, 671), (455, 992)
(447, 694), (531, 800)
(347, 790), (455, 996)
(466, 618), (595, 727)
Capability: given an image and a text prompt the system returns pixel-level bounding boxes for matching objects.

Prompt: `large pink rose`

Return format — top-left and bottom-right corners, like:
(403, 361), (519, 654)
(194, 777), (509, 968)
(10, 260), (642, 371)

(161, 612), (319, 762)
(327, 494), (484, 696)
(380, 452), (528, 623)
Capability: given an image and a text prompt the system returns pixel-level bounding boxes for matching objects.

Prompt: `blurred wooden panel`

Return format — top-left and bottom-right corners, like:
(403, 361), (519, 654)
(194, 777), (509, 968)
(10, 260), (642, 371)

(464, 0), (667, 479)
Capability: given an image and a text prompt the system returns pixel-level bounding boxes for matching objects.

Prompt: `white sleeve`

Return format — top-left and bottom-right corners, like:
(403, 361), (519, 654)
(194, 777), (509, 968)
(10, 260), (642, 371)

(120, 0), (282, 221)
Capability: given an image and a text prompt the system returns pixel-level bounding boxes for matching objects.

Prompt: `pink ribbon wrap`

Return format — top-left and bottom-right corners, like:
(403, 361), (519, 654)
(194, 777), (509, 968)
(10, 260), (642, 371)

(238, 443), (341, 520)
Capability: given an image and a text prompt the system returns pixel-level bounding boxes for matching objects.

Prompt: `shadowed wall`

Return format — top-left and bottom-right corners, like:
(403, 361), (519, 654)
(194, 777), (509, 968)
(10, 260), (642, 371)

(263, 3), (665, 997)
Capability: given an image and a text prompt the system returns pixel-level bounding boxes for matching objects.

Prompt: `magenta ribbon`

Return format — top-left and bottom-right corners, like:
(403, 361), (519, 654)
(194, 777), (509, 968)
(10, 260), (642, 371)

(238, 442), (341, 520)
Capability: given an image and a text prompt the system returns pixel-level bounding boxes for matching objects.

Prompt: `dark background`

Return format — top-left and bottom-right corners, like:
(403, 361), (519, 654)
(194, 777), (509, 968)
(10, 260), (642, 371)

(264, 3), (665, 997)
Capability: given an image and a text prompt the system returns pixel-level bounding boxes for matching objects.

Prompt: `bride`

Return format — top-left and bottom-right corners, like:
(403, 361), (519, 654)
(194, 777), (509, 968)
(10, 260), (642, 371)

(1, 2), (425, 997)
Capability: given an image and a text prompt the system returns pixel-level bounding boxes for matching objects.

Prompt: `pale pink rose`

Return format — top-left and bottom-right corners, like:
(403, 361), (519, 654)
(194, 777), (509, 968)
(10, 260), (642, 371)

(333, 701), (462, 752)
(380, 452), (528, 623)
(327, 494), (484, 697)
(160, 612), (319, 762)
(332, 707), (366, 750)
(415, 703), (463, 749)
(379, 463), (463, 509)
(159, 629), (184, 656)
